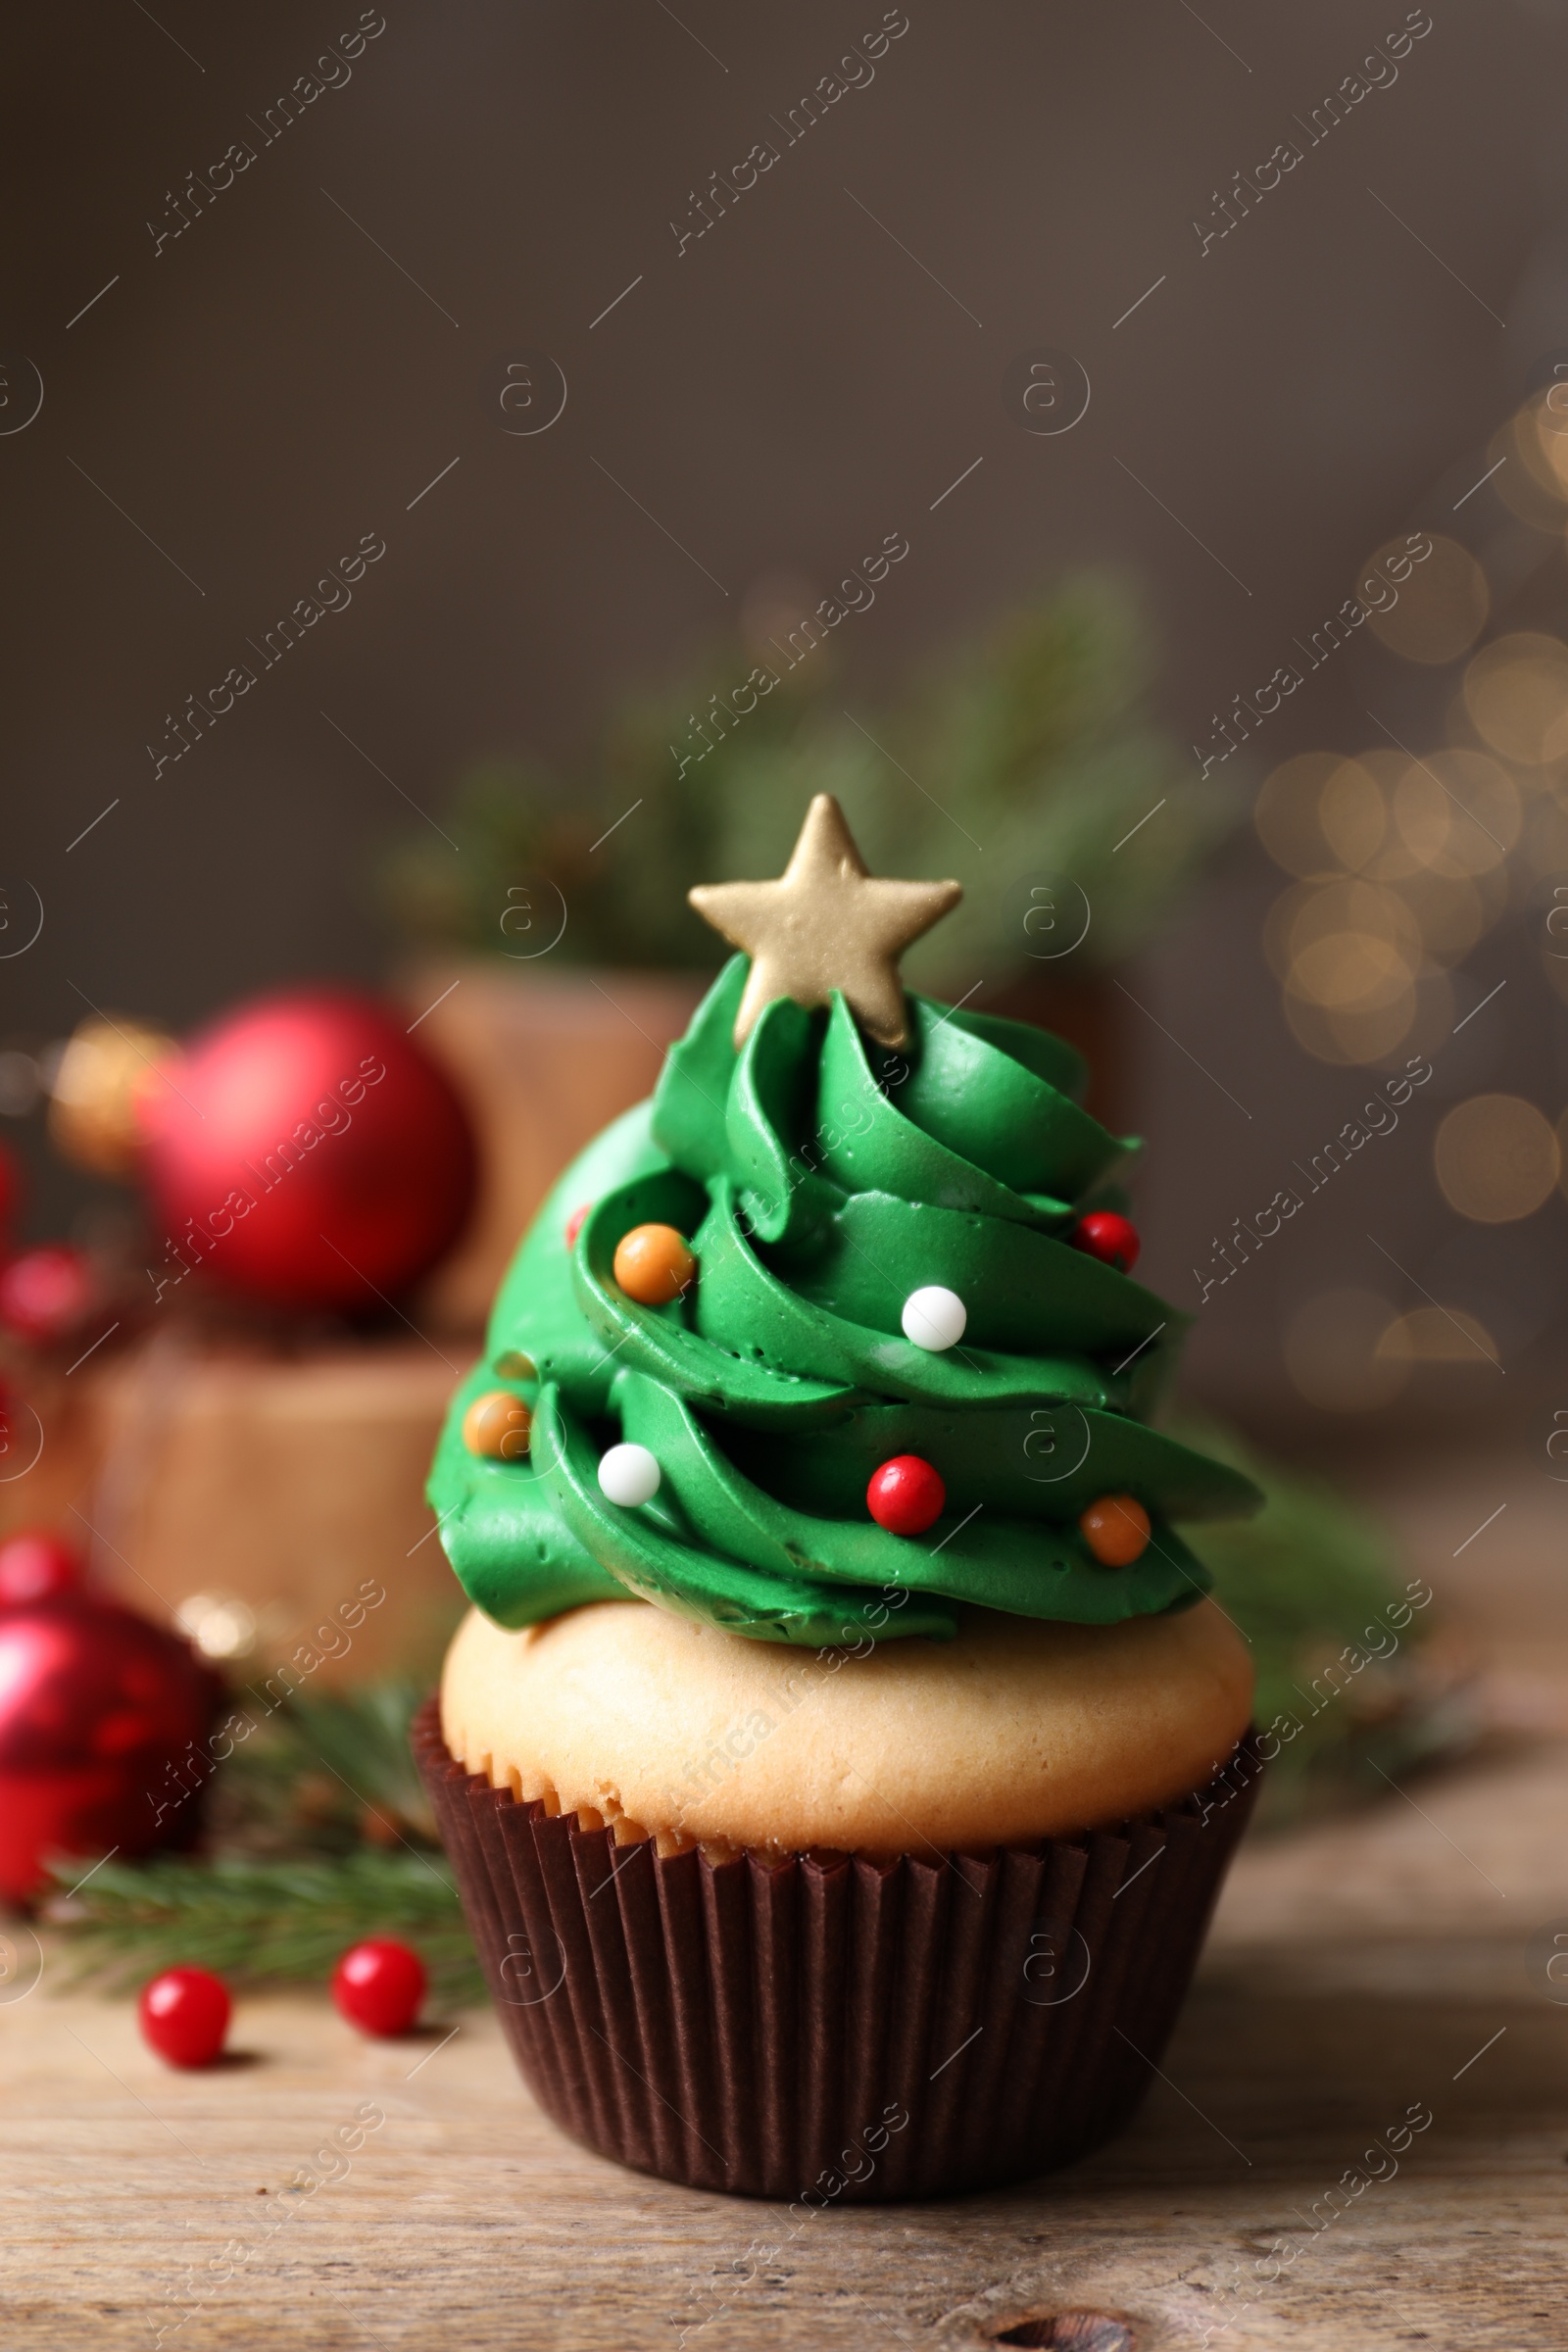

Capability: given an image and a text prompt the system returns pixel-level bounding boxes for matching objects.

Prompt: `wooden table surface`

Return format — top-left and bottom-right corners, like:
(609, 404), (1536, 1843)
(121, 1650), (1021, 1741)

(5, 1453), (1567, 2352)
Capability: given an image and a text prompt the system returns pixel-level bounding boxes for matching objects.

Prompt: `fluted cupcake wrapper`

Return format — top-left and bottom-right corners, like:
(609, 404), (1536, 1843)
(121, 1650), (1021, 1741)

(414, 1700), (1261, 2202)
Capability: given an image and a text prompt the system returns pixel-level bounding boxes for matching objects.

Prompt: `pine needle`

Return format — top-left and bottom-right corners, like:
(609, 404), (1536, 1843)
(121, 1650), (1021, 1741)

(1175, 1416), (1472, 1826)
(51, 1849), (484, 2005)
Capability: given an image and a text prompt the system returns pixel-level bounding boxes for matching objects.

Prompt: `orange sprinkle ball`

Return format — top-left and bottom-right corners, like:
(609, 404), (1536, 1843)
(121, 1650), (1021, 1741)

(612, 1223), (698, 1306)
(463, 1390), (533, 1461)
(1079, 1494), (1151, 1567)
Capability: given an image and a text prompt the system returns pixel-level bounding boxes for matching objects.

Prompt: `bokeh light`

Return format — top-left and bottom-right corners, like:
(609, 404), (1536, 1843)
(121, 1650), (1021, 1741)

(1317, 757), (1388, 871)
(1284, 1288), (1408, 1410)
(1503, 389), (1568, 514)
(1395, 865), (1496, 959)
(1272, 876), (1424, 977)
(1525, 798), (1568, 875)
(1259, 734), (1522, 1067)
(1376, 1304), (1501, 1366)
(1282, 986), (1418, 1065)
(1256, 389), (1568, 1196)
(1270, 879), (1425, 1021)
(1254, 752), (1345, 878)
(1363, 534), (1490, 664)
(1462, 633), (1568, 764)
(1434, 1094), (1560, 1222)
(1288, 929), (1411, 1014)
(1388, 751), (1518, 878)
(173, 1592), (259, 1660)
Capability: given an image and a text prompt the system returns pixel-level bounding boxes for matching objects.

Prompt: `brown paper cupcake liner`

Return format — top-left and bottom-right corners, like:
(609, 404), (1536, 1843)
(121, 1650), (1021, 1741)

(413, 1699), (1260, 2201)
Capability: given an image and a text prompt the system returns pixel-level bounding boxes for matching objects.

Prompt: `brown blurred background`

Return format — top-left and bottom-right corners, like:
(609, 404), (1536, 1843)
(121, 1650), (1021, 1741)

(6, 0), (1568, 1463)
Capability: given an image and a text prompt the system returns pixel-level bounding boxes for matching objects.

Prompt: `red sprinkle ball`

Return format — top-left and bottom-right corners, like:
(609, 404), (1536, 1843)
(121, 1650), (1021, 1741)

(332, 1938), (427, 2037)
(866, 1454), (946, 1538)
(139, 1967), (231, 2068)
(1071, 1211), (1140, 1275)
(564, 1202), (592, 1249)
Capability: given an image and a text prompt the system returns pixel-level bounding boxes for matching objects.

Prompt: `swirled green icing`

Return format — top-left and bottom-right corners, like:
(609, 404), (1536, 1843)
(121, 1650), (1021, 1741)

(428, 956), (1261, 1646)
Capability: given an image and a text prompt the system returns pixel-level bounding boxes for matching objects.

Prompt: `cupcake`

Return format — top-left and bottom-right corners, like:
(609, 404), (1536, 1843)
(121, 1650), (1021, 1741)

(416, 796), (1262, 2200)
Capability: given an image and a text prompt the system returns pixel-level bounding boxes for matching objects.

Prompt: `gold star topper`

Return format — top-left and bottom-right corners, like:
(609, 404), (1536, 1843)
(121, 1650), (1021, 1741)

(689, 795), (961, 1049)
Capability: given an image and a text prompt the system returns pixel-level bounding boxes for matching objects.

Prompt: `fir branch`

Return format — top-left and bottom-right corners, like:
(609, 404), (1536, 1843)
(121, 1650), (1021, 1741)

(50, 1850), (483, 2006)
(380, 573), (1235, 987)
(219, 1679), (438, 1851)
(1176, 1415), (1473, 1827)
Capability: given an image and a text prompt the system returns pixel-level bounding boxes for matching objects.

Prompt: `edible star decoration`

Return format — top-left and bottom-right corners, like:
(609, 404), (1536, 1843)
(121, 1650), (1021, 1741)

(689, 795), (961, 1050)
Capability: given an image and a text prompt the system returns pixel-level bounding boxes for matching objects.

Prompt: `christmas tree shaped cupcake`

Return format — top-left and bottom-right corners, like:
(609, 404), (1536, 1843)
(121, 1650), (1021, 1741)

(417, 798), (1263, 2199)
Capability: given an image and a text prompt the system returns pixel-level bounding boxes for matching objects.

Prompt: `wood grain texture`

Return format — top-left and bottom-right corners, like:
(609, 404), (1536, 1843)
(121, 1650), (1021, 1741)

(2, 1724), (1565, 2352)
(6, 1447), (1567, 2351)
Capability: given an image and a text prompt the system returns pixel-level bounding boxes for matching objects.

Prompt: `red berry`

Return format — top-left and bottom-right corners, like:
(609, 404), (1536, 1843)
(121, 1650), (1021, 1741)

(332, 1938), (426, 2037)
(0, 1245), (96, 1344)
(139, 1967), (230, 2068)
(866, 1454), (946, 1537)
(564, 1202), (591, 1249)
(1071, 1211), (1140, 1275)
(0, 1530), (81, 1605)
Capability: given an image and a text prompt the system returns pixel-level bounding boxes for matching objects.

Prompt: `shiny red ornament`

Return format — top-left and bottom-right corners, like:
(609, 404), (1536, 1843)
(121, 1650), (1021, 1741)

(0, 1138), (23, 1238)
(0, 1555), (222, 1903)
(139, 1967), (230, 2068)
(0, 1244), (97, 1345)
(137, 990), (476, 1313)
(866, 1454), (946, 1537)
(1071, 1210), (1141, 1275)
(332, 1938), (427, 2036)
(0, 1530), (80, 1605)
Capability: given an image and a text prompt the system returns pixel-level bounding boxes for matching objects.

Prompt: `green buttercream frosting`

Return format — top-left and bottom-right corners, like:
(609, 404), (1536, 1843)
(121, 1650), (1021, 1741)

(428, 957), (1261, 1646)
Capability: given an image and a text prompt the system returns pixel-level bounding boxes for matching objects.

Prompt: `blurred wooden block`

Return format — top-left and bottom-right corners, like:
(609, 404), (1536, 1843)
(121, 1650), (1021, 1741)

(400, 961), (709, 1333)
(63, 1336), (469, 1679)
(0, 966), (706, 1675)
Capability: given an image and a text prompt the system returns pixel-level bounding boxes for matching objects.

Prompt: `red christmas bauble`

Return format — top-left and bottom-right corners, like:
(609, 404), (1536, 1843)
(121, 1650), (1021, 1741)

(866, 1454), (946, 1537)
(137, 990), (476, 1312)
(1071, 1210), (1141, 1275)
(0, 1554), (222, 1903)
(139, 1967), (230, 2068)
(332, 1938), (426, 2036)
(0, 1138), (23, 1237)
(0, 1530), (80, 1605)
(0, 1244), (98, 1345)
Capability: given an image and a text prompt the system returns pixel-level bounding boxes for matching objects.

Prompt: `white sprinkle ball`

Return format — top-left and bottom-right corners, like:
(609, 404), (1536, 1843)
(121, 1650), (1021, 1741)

(597, 1442), (662, 1507)
(901, 1285), (967, 1351)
